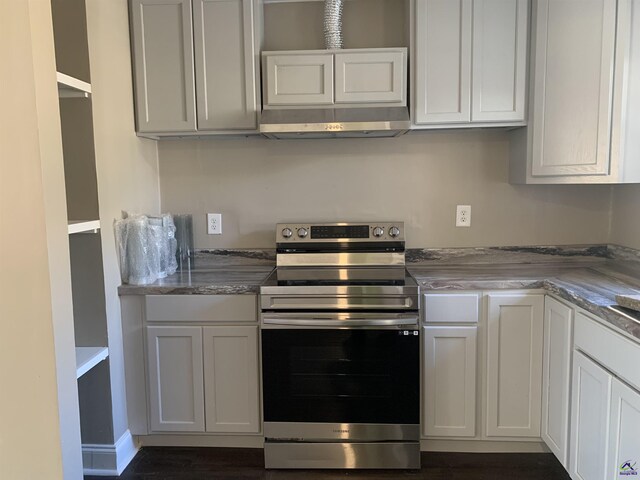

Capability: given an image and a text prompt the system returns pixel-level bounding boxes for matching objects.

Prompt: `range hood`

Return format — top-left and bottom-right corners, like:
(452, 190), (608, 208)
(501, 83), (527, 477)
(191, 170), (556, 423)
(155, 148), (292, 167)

(259, 107), (411, 139)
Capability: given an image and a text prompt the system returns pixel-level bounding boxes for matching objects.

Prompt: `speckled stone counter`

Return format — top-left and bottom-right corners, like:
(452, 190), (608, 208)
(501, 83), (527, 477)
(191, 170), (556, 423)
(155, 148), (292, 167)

(117, 245), (640, 340)
(118, 250), (275, 295)
(118, 265), (274, 295)
(409, 259), (640, 341)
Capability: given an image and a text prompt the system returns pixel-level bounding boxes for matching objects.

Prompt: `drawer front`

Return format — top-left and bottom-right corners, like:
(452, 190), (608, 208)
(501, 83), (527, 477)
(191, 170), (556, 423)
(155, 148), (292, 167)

(146, 295), (257, 322)
(574, 311), (640, 392)
(423, 293), (480, 323)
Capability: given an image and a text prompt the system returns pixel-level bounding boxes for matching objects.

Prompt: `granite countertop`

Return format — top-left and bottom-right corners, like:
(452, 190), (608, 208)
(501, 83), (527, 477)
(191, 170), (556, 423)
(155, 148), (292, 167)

(118, 265), (274, 295)
(409, 261), (640, 340)
(117, 245), (640, 340)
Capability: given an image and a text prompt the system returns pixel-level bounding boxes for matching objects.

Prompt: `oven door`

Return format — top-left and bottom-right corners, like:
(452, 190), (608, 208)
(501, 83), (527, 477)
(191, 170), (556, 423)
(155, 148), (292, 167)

(261, 313), (420, 439)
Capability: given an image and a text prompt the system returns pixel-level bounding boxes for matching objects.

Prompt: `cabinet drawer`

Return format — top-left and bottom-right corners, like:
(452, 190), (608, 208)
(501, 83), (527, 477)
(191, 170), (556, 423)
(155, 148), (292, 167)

(264, 53), (334, 106)
(145, 295), (257, 322)
(574, 312), (640, 392)
(423, 293), (479, 323)
(334, 50), (406, 104)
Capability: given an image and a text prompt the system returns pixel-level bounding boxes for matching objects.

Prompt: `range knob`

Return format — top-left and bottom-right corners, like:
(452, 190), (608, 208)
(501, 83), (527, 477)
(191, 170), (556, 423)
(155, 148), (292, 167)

(281, 228), (293, 239)
(372, 226), (385, 238)
(297, 227), (308, 238)
(389, 226), (401, 238)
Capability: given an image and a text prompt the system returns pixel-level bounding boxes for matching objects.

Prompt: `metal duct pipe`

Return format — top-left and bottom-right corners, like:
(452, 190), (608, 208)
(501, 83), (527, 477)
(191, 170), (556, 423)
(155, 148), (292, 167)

(324, 0), (344, 49)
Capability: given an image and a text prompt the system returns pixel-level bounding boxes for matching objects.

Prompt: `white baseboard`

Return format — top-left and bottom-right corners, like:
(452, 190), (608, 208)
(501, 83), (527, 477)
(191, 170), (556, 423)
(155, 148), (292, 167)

(82, 429), (139, 476)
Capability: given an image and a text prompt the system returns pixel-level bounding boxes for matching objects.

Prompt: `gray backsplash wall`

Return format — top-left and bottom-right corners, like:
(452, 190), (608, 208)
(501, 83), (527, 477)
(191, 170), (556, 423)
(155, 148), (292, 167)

(611, 185), (640, 250)
(158, 130), (614, 249)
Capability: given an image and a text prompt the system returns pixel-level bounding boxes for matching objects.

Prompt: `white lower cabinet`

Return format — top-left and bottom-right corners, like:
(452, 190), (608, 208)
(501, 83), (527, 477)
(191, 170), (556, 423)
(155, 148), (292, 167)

(203, 326), (260, 433)
(569, 311), (640, 480)
(569, 351), (612, 480)
(147, 326), (205, 432)
(146, 323), (260, 434)
(423, 325), (477, 437)
(486, 293), (544, 437)
(541, 296), (573, 467)
(607, 378), (640, 480)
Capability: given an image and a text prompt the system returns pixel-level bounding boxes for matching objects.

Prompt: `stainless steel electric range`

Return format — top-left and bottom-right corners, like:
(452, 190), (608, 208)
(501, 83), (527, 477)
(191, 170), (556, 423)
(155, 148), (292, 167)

(260, 222), (420, 469)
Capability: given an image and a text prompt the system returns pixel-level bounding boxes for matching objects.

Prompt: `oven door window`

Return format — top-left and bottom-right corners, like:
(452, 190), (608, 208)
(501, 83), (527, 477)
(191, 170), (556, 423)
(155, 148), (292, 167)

(262, 329), (419, 424)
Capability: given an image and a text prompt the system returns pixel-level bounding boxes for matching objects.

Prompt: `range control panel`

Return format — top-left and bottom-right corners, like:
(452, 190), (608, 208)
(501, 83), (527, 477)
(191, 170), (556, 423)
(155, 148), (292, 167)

(276, 222), (405, 243)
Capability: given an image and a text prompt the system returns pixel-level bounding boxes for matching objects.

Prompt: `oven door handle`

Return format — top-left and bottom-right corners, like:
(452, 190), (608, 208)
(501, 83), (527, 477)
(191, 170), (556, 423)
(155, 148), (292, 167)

(262, 317), (418, 328)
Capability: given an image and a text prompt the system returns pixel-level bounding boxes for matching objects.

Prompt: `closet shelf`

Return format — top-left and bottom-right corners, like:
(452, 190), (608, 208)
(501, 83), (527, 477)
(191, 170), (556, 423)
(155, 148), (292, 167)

(57, 72), (91, 98)
(75, 347), (108, 379)
(68, 220), (100, 234)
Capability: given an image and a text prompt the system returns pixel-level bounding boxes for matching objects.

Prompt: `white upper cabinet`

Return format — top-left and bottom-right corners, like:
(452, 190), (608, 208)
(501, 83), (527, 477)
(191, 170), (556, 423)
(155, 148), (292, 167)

(486, 293), (544, 438)
(264, 53), (334, 106)
(531, 0), (617, 177)
(131, 0), (197, 133)
(130, 0), (260, 136)
(262, 48), (407, 109)
(414, 0), (472, 124)
(413, 0), (528, 126)
(334, 50), (406, 104)
(610, 0), (640, 183)
(193, 0), (258, 130)
(510, 0), (640, 184)
(472, 0), (528, 122)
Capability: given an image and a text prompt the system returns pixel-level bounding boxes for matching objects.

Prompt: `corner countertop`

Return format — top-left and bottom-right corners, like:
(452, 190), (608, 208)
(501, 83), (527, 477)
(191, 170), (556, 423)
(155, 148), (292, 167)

(409, 260), (640, 340)
(117, 245), (640, 341)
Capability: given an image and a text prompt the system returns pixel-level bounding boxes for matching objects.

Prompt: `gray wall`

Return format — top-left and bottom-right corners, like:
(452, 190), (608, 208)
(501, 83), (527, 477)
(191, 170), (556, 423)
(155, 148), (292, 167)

(611, 185), (640, 249)
(158, 130), (613, 249)
(86, 0), (161, 443)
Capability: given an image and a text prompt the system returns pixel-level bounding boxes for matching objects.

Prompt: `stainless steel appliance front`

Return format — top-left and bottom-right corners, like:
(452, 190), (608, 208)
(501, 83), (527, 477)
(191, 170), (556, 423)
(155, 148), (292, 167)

(264, 424), (419, 469)
(260, 222), (420, 469)
(264, 442), (420, 469)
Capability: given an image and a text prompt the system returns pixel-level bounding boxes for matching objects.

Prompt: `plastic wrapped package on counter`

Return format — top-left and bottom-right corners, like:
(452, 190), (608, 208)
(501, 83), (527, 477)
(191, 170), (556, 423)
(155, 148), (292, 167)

(114, 212), (178, 285)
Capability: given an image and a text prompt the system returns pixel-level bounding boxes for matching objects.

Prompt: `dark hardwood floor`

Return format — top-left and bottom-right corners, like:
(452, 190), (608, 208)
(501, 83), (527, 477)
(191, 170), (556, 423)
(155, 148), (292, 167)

(85, 447), (571, 480)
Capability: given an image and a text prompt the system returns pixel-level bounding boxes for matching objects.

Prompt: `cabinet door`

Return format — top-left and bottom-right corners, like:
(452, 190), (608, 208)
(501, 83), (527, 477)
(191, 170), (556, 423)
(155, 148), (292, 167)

(203, 326), (260, 433)
(264, 54), (334, 106)
(193, 0), (257, 130)
(486, 293), (544, 437)
(147, 326), (205, 432)
(423, 326), (477, 437)
(414, 0), (472, 124)
(541, 296), (573, 467)
(570, 351), (612, 480)
(334, 50), (406, 104)
(130, 0), (197, 133)
(607, 378), (640, 480)
(471, 0), (528, 122)
(531, 0), (617, 176)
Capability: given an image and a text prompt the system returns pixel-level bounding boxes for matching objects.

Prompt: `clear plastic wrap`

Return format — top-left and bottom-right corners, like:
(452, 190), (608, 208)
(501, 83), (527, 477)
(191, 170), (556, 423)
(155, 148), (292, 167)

(114, 212), (178, 285)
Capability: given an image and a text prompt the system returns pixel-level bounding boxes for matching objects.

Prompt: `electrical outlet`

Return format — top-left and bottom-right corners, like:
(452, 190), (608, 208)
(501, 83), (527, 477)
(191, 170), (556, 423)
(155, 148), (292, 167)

(207, 213), (222, 235)
(456, 205), (471, 227)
